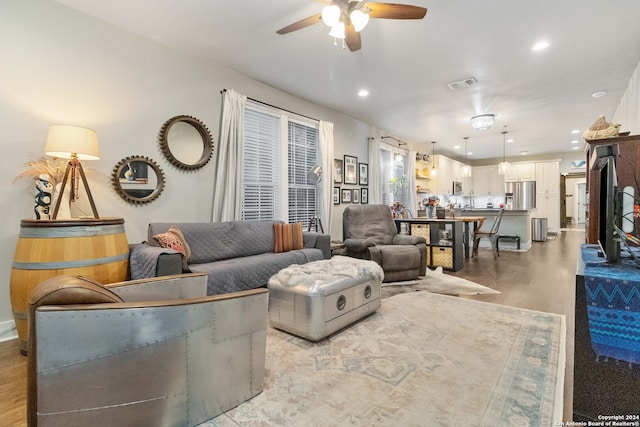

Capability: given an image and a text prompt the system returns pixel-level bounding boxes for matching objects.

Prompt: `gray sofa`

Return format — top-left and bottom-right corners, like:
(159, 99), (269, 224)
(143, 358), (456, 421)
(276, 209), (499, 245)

(130, 220), (330, 295)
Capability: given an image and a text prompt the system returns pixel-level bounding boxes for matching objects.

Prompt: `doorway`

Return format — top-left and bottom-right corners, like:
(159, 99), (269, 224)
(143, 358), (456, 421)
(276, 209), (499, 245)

(561, 172), (586, 228)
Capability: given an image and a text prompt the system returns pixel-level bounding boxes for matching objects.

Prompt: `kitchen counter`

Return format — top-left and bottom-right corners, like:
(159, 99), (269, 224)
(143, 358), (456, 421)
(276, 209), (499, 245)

(457, 209), (532, 251)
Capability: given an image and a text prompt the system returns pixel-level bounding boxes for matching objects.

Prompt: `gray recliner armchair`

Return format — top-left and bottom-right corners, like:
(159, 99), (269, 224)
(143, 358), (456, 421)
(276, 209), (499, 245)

(343, 205), (427, 282)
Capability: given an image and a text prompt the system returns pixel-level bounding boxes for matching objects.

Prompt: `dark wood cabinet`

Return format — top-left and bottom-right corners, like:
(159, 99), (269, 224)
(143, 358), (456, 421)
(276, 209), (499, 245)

(584, 134), (640, 244)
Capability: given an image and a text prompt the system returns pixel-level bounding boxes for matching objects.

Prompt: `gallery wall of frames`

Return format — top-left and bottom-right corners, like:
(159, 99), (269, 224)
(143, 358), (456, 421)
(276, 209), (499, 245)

(333, 155), (368, 206)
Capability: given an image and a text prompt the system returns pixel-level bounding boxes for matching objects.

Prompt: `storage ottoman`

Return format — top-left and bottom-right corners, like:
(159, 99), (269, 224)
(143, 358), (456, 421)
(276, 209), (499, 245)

(268, 256), (384, 341)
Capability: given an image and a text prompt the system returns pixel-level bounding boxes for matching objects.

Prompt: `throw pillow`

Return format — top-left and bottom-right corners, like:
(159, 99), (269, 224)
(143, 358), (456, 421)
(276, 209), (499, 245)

(274, 222), (304, 253)
(153, 226), (192, 262)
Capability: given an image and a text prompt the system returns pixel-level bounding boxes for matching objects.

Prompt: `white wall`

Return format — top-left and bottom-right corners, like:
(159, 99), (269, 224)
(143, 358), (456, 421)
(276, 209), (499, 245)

(0, 1), (388, 329)
(614, 59), (640, 134)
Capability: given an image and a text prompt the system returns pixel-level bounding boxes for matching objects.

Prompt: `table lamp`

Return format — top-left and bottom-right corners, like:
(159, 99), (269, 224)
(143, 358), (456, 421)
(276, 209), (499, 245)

(45, 125), (101, 219)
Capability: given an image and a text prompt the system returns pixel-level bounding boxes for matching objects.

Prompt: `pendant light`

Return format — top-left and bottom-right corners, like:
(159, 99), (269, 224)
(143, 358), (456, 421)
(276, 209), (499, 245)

(498, 129), (510, 175)
(462, 137), (472, 177)
(430, 141), (437, 178)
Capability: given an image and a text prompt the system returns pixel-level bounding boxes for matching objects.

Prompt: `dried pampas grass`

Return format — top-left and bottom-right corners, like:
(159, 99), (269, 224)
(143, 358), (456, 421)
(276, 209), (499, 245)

(13, 157), (67, 189)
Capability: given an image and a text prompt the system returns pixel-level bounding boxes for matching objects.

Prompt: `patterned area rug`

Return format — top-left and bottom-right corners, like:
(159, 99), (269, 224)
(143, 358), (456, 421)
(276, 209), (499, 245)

(207, 291), (565, 426)
(381, 266), (501, 298)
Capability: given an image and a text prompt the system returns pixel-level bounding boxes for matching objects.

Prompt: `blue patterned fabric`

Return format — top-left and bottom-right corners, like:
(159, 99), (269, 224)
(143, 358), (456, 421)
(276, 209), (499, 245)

(581, 244), (640, 365)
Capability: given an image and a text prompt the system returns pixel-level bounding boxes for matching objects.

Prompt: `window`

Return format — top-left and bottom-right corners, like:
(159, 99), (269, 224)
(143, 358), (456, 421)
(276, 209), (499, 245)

(242, 101), (319, 226)
(287, 121), (319, 225)
(242, 108), (280, 221)
(380, 145), (409, 207)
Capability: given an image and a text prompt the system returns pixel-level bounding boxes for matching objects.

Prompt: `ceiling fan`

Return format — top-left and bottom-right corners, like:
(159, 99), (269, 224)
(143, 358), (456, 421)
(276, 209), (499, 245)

(276, 1), (428, 52)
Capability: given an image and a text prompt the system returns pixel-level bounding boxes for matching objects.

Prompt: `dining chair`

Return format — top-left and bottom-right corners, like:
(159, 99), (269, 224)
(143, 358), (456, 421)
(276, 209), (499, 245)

(472, 208), (505, 259)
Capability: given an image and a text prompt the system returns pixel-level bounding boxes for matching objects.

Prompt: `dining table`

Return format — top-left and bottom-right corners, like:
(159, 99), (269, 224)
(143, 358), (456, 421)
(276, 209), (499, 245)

(453, 216), (486, 258)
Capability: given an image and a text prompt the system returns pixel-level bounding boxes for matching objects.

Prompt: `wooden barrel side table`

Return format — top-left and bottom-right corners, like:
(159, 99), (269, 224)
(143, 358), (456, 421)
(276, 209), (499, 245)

(9, 218), (129, 355)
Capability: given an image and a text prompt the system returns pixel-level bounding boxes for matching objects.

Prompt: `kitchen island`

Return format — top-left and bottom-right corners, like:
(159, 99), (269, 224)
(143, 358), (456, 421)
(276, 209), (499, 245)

(457, 209), (532, 251)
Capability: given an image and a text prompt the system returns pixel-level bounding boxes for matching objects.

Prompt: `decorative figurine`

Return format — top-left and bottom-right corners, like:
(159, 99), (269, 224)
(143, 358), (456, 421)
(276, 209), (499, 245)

(34, 174), (53, 220)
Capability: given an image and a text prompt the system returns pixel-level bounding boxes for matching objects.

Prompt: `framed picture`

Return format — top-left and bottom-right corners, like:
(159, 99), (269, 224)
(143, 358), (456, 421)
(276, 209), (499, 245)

(344, 155), (358, 185)
(360, 188), (368, 204)
(341, 188), (352, 203)
(358, 162), (368, 186)
(352, 188), (360, 203)
(333, 187), (341, 205)
(572, 160), (586, 169)
(333, 159), (343, 184)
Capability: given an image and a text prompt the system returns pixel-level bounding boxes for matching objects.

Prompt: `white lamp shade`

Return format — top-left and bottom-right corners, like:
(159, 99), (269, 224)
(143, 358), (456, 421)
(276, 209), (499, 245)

(350, 10), (370, 32)
(462, 164), (472, 177)
(322, 5), (340, 27)
(45, 125), (100, 160)
(328, 21), (346, 39)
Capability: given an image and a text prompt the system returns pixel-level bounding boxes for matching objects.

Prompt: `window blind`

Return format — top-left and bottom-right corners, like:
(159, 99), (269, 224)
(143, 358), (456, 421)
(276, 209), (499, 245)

(242, 108), (280, 221)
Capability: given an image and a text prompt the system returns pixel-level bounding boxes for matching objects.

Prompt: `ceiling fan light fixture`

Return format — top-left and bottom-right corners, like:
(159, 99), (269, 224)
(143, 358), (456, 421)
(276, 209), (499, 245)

(350, 10), (370, 32)
(470, 114), (495, 131)
(322, 5), (341, 27)
(328, 21), (346, 39)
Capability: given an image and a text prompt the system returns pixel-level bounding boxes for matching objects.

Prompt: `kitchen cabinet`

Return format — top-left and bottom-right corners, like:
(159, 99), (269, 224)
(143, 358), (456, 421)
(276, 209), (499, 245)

(505, 163), (535, 182)
(535, 193), (561, 232)
(472, 165), (504, 196)
(534, 161), (561, 233)
(436, 155), (451, 194)
(535, 162), (560, 193)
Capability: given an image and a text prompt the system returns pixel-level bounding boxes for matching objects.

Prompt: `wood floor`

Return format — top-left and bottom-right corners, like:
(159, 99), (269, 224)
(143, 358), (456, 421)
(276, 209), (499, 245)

(0, 228), (585, 426)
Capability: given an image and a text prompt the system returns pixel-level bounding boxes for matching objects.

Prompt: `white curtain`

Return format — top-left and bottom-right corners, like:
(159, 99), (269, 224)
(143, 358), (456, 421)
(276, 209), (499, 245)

(408, 150), (418, 217)
(211, 89), (246, 222)
(319, 121), (334, 234)
(368, 137), (382, 205)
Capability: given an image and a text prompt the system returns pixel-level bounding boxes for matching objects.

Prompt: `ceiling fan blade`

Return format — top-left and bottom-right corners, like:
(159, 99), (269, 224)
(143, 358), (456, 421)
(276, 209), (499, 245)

(345, 23), (361, 51)
(276, 13), (322, 35)
(366, 3), (427, 19)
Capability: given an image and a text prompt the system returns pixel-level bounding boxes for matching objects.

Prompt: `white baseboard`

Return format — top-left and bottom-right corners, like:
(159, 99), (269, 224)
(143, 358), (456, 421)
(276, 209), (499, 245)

(0, 320), (18, 343)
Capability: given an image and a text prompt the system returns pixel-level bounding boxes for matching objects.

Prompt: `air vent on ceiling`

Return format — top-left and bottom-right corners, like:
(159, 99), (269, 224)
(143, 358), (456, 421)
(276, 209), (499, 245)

(447, 77), (478, 91)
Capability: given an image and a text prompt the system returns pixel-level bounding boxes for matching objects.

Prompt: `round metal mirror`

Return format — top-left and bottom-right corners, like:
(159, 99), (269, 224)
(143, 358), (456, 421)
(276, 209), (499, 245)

(159, 115), (213, 170)
(111, 156), (165, 204)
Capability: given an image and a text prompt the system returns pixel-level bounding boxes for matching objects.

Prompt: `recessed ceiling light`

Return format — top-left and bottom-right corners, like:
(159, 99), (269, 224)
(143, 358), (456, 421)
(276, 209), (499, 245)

(520, 151), (528, 155)
(592, 91), (607, 98)
(572, 146), (580, 150)
(358, 89), (369, 97)
(571, 129), (580, 134)
(571, 140), (579, 144)
(507, 139), (514, 143)
(453, 145), (461, 149)
(531, 40), (549, 51)
(467, 151), (473, 156)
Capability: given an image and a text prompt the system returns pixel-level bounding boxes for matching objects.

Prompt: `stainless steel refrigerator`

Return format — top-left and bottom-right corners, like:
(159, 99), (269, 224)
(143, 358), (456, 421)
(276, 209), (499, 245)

(504, 181), (536, 210)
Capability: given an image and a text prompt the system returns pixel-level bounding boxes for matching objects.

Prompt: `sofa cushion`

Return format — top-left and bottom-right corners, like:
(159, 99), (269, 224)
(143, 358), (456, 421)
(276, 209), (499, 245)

(153, 226), (192, 261)
(149, 221), (281, 264)
(190, 248), (324, 295)
(274, 222), (304, 253)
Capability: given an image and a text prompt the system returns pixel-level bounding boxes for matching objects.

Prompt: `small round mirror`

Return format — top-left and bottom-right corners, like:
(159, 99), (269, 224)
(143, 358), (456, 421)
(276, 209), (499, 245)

(111, 156), (165, 204)
(159, 115), (213, 170)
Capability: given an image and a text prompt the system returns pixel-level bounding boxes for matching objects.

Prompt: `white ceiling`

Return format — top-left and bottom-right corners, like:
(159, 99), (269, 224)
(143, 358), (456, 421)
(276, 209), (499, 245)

(54, 0), (640, 162)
